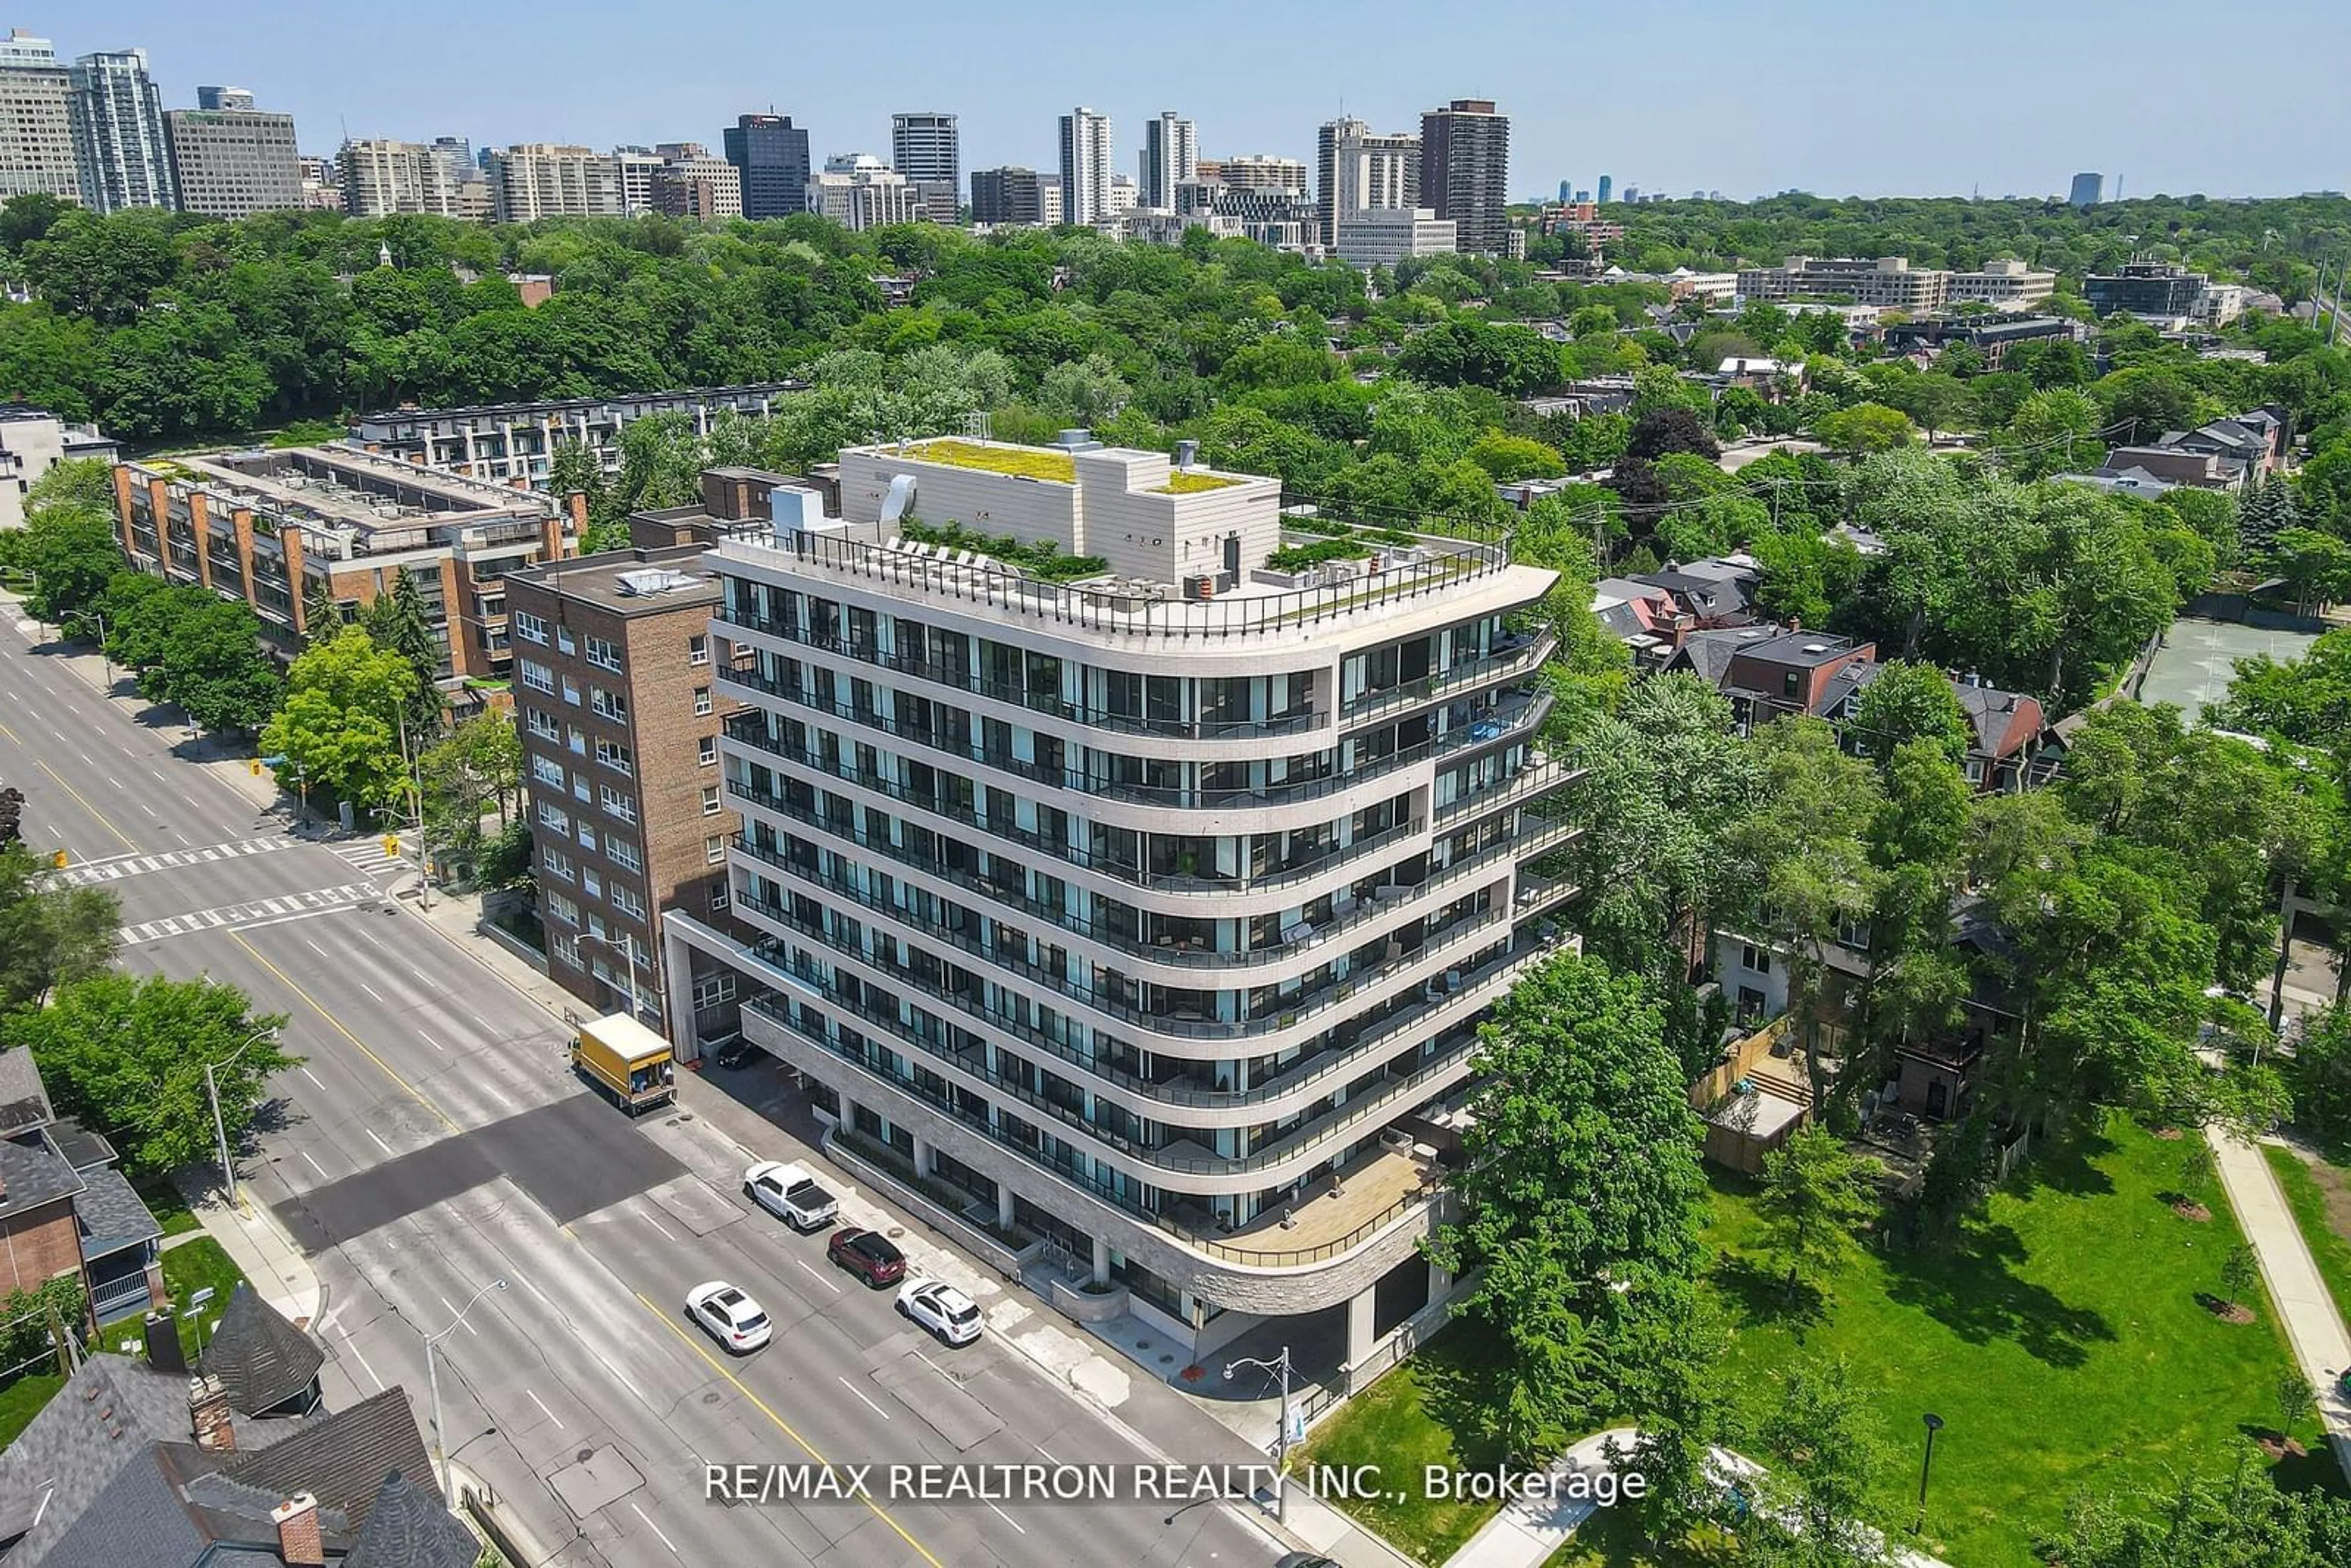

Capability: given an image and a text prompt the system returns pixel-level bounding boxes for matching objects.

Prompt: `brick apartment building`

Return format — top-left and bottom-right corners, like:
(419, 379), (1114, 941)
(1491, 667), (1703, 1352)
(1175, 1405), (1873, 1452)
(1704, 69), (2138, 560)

(506, 545), (740, 1029)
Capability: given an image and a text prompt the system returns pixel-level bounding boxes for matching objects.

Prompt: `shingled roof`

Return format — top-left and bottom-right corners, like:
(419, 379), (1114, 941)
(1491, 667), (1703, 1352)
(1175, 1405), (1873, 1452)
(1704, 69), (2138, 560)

(216, 1388), (436, 1536)
(344, 1469), (479, 1568)
(199, 1285), (324, 1418)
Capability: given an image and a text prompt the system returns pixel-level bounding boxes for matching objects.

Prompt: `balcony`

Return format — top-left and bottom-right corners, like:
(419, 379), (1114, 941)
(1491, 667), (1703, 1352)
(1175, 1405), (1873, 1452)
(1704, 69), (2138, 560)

(1434, 755), (1582, 825)
(720, 661), (1551, 815)
(1340, 629), (1559, 728)
(740, 989), (1463, 1268)
(718, 612), (1329, 741)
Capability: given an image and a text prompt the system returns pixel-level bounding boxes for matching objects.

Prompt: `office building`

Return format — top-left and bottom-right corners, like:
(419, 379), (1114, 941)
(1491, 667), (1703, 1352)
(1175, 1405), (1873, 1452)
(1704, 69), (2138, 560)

(1059, 106), (1111, 226)
(1736, 255), (2055, 314)
(339, 138), (481, 219)
(113, 443), (575, 679)
(350, 384), (802, 488)
(654, 152), (741, 219)
(891, 111), (959, 219)
(297, 154), (339, 209)
(971, 165), (1045, 227)
(0, 407), (118, 528)
(725, 113), (811, 219)
(662, 433), (1580, 1360)
(804, 153), (915, 230)
(486, 143), (624, 222)
(1597, 174), (1611, 204)
(2068, 171), (2102, 208)
(1104, 173), (1138, 219)
(1041, 175), (1063, 225)
(67, 48), (174, 212)
(1419, 99), (1510, 255)
(1335, 206), (1456, 268)
(0, 31), (79, 202)
(1316, 118), (1419, 250)
(1139, 110), (1196, 211)
(2085, 261), (2210, 321)
(614, 146), (664, 214)
(163, 94), (300, 219)
(1212, 154), (1307, 193)
(509, 539), (744, 1029)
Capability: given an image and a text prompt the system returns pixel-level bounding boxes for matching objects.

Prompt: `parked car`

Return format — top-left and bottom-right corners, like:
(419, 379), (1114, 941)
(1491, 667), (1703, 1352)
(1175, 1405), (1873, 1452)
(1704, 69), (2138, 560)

(713, 1038), (759, 1070)
(685, 1280), (771, 1353)
(744, 1160), (838, 1231)
(896, 1278), (983, 1346)
(827, 1226), (906, 1288)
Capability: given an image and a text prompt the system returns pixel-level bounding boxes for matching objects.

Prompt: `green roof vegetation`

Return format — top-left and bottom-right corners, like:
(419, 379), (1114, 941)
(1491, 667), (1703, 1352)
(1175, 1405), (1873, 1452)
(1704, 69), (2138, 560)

(1150, 471), (1239, 494)
(899, 519), (1107, 582)
(900, 439), (1075, 483)
(1268, 538), (1374, 573)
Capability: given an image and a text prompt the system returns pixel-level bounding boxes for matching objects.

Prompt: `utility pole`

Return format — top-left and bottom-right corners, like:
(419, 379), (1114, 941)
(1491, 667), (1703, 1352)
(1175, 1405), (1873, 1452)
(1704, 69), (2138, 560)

(394, 707), (432, 910)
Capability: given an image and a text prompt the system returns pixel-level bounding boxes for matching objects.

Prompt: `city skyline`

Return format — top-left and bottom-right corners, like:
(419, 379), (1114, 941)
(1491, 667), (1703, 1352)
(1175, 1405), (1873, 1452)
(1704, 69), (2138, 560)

(48, 0), (2351, 200)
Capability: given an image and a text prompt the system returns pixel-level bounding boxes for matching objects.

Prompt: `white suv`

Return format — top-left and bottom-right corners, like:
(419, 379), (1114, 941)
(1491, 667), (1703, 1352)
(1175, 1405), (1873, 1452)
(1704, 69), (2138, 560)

(686, 1281), (772, 1353)
(896, 1278), (983, 1346)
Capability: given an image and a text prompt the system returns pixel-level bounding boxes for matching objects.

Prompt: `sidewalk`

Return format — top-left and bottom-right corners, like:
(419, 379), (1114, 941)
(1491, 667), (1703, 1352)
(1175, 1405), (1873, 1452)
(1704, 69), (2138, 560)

(184, 1183), (324, 1331)
(2208, 1125), (2351, 1482)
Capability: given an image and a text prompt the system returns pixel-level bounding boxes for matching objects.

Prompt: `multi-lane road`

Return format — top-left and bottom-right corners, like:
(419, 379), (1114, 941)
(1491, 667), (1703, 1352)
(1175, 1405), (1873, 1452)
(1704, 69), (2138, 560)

(0, 601), (1284, 1568)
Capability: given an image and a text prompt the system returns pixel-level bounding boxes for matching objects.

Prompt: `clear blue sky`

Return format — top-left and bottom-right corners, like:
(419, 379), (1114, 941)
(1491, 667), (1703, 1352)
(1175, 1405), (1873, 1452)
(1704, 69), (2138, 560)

(61, 0), (2351, 199)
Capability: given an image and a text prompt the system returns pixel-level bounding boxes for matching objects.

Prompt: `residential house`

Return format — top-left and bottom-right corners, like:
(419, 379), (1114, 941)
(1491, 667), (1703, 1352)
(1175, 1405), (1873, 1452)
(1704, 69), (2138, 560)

(2078, 406), (2290, 494)
(0, 1049), (165, 1330)
(0, 1313), (473, 1567)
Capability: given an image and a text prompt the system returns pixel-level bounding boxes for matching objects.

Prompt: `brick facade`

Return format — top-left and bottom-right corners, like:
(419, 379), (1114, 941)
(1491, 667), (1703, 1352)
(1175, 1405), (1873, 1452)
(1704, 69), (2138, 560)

(0, 1200), (86, 1294)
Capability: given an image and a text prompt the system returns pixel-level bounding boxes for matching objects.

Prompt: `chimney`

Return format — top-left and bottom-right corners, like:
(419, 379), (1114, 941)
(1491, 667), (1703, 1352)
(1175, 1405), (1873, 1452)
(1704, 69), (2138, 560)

(1787, 616), (1802, 632)
(188, 1373), (235, 1452)
(143, 1307), (186, 1376)
(271, 1493), (324, 1567)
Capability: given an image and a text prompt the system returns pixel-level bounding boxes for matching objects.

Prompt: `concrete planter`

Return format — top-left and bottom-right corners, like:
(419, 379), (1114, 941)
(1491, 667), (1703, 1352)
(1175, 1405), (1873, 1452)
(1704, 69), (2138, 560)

(1049, 1277), (1130, 1322)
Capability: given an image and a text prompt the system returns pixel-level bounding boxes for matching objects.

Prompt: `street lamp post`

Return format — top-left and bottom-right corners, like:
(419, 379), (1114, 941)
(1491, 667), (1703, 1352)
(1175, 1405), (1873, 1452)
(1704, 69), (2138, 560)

(204, 1027), (279, 1211)
(1914, 1411), (1944, 1533)
(58, 609), (111, 686)
(579, 929), (661, 1026)
(1224, 1346), (1294, 1521)
(425, 1277), (507, 1499)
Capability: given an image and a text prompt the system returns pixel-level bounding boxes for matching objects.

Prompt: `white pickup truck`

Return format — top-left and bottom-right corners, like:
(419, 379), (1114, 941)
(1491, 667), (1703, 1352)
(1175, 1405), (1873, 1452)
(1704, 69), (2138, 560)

(743, 1160), (839, 1231)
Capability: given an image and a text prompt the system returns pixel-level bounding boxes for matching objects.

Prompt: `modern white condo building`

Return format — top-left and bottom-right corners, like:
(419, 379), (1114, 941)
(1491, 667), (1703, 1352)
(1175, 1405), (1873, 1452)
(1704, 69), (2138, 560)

(663, 433), (1581, 1365)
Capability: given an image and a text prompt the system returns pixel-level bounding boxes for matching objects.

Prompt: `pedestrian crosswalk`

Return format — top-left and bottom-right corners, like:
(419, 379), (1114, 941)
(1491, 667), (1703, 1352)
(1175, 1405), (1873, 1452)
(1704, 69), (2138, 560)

(116, 882), (380, 945)
(58, 835), (297, 887)
(328, 838), (409, 880)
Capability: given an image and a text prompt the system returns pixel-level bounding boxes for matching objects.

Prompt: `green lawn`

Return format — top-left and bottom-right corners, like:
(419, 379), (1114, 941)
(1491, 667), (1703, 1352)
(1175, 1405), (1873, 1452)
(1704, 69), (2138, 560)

(0, 1373), (64, 1449)
(1301, 1114), (2323, 1568)
(2264, 1142), (2351, 1325)
(139, 1180), (203, 1239)
(1543, 1504), (1735, 1567)
(159, 1237), (250, 1362)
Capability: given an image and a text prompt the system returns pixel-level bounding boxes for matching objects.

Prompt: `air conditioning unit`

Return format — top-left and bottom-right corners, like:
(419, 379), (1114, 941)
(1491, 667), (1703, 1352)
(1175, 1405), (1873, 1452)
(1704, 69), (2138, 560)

(1379, 1127), (1415, 1153)
(1182, 574), (1216, 601)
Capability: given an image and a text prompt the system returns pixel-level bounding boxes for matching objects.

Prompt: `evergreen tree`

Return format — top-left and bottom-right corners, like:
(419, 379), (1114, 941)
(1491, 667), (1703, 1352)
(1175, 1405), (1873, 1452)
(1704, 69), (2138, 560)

(363, 568), (444, 741)
(2239, 476), (2300, 565)
(301, 574), (342, 644)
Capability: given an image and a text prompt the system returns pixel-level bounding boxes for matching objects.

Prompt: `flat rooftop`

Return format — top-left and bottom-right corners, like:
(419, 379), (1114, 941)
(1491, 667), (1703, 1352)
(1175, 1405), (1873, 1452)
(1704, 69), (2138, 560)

(507, 546), (721, 614)
(351, 381), (806, 426)
(139, 443), (553, 537)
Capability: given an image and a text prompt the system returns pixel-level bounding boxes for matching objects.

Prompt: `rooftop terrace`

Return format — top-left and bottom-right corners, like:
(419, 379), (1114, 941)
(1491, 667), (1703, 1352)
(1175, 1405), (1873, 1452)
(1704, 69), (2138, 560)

(133, 443), (555, 552)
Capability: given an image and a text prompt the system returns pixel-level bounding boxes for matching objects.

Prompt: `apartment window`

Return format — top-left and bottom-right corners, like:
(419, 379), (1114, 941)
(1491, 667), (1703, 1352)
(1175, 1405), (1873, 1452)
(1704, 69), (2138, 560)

(530, 755), (566, 789)
(591, 688), (629, 722)
(612, 885), (646, 920)
(517, 658), (553, 694)
(688, 634), (710, 667)
(709, 883), (731, 913)
(542, 849), (574, 882)
(582, 867), (602, 899)
(514, 609), (548, 645)
(571, 771), (590, 802)
(556, 625), (577, 655)
(693, 686), (713, 716)
(561, 677), (582, 707)
(537, 802), (571, 837)
(524, 707), (560, 741)
(701, 785), (721, 816)
(698, 737), (718, 767)
(595, 738), (634, 776)
(601, 785), (637, 823)
(691, 972), (737, 1010)
(577, 822), (598, 853)
(1780, 670), (1801, 701)
(607, 836), (642, 872)
(552, 934), (579, 969)
(566, 724), (587, 756)
(1741, 943), (1771, 975)
(705, 834), (726, 865)
(546, 892), (579, 926)
(585, 635), (621, 672)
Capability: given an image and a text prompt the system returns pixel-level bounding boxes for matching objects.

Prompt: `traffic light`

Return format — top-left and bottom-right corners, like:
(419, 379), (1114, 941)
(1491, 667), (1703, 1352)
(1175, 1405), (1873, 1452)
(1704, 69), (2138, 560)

(381, 835), (400, 859)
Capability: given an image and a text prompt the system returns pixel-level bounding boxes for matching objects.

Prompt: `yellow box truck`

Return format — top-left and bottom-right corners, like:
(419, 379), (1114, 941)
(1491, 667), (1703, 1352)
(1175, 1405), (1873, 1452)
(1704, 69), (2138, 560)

(571, 1013), (675, 1116)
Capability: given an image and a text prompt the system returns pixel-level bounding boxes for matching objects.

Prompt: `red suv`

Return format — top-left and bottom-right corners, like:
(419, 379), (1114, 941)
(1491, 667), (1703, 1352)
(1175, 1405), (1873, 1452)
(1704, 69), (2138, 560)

(827, 1226), (906, 1288)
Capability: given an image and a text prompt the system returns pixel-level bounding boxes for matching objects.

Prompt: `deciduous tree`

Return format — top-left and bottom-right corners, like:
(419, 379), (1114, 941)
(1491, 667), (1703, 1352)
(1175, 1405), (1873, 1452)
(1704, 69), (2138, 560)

(1760, 1128), (1880, 1304)
(0, 845), (118, 1008)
